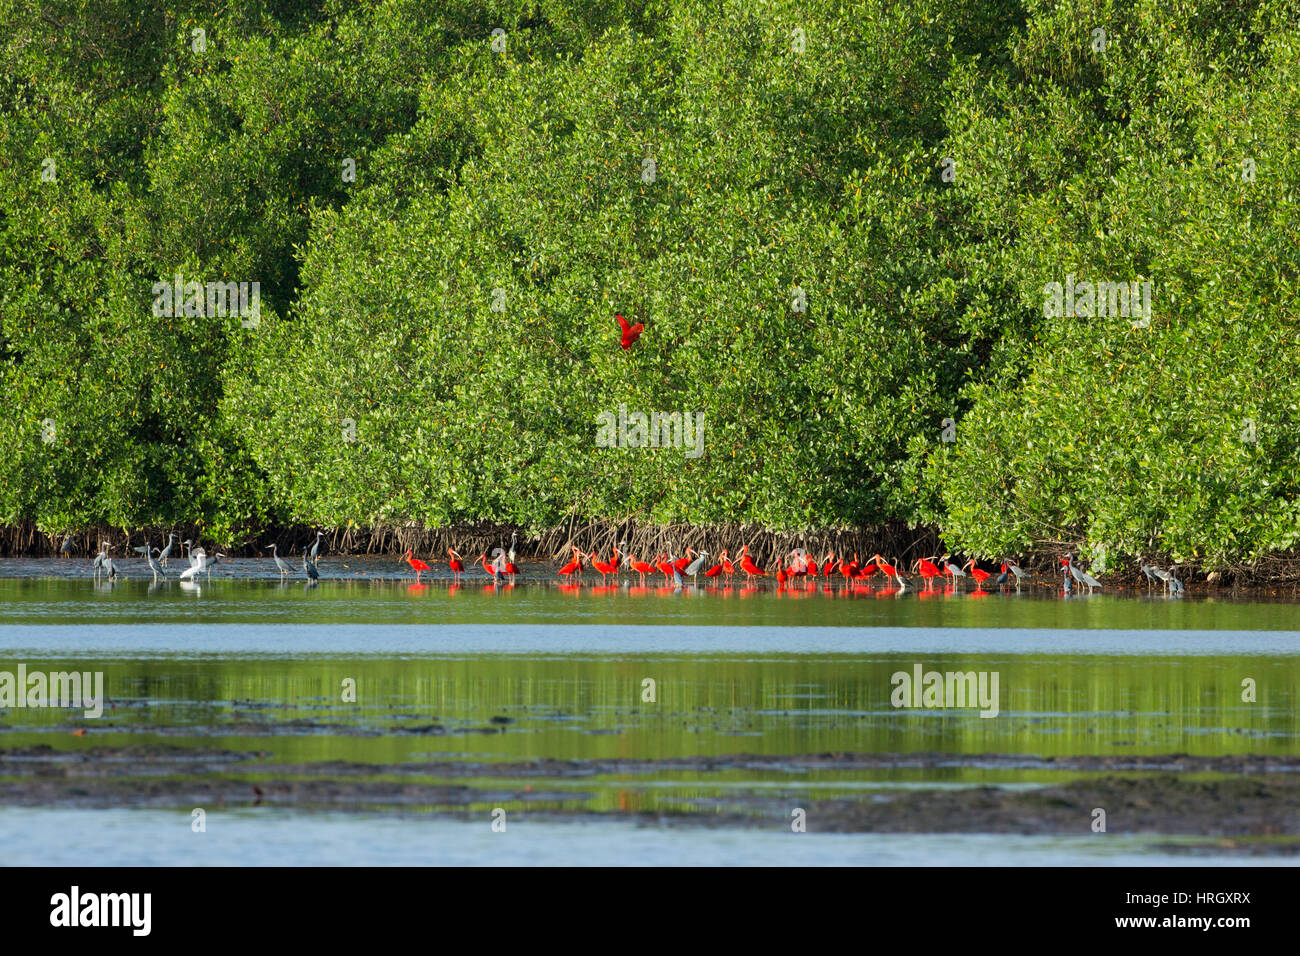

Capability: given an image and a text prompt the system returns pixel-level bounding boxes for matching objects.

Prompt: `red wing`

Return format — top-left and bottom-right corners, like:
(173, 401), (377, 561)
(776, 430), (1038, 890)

(616, 313), (630, 334)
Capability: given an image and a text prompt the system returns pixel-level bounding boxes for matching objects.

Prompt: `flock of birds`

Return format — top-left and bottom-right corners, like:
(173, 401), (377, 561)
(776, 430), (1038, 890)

(75, 529), (1187, 595)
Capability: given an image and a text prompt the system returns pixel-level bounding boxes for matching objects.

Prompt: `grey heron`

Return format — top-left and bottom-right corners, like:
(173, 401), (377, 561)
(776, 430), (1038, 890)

(145, 547), (168, 578)
(91, 543), (108, 575)
(1168, 567), (1184, 595)
(157, 533), (177, 567)
(1064, 554), (1101, 590)
(1004, 560), (1027, 589)
(507, 532), (517, 565)
(61, 534), (73, 558)
(267, 543), (295, 575)
(684, 549), (709, 583)
(309, 531), (325, 562)
(939, 553), (966, 586)
(302, 548), (319, 582)
(102, 556), (120, 580)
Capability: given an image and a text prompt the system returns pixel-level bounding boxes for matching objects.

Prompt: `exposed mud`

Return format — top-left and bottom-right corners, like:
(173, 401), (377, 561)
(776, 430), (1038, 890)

(3, 745), (1297, 851)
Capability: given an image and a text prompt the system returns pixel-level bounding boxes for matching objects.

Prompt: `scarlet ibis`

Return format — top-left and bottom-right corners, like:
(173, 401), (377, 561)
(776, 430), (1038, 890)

(267, 544), (295, 575)
(616, 313), (643, 350)
(655, 553), (675, 582)
(674, 549), (692, 574)
(503, 557), (520, 581)
(872, 554), (900, 586)
(964, 559), (991, 590)
(447, 548), (465, 581)
(720, 549), (735, 580)
(912, 556), (941, 588)
(738, 545), (766, 581)
(703, 558), (724, 578)
(821, 553), (836, 576)
(588, 550), (618, 584)
(479, 552), (502, 582)
(402, 548), (431, 582)
(625, 553), (654, 585)
(776, 567), (788, 587)
(838, 554), (857, 584)
(557, 547), (583, 579)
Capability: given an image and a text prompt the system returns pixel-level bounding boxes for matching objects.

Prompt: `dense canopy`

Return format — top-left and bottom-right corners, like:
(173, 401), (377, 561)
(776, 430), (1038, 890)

(2, 0), (1297, 570)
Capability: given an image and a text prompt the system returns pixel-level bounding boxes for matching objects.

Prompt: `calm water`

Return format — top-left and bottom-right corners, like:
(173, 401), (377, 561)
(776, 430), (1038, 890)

(2, 560), (1298, 865)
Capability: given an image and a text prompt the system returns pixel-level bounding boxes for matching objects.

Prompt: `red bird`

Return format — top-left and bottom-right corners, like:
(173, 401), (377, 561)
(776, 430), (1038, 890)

(654, 553), (674, 582)
(738, 545), (766, 581)
(703, 559), (724, 578)
(447, 548), (465, 582)
(616, 313), (643, 350)
(720, 549), (735, 579)
(965, 559), (991, 590)
(588, 550), (617, 584)
(626, 553), (654, 585)
(821, 553), (836, 577)
(913, 556), (941, 589)
(557, 546), (584, 579)
(402, 548), (431, 583)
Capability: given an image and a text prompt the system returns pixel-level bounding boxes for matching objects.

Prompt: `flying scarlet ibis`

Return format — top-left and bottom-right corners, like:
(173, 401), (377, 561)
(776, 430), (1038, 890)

(616, 313), (643, 350)
(402, 548), (431, 583)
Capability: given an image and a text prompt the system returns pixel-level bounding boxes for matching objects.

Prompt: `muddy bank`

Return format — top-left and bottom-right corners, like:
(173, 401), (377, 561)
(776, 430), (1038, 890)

(3, 746), (1297, 850)
(8, 518), (1293, 588)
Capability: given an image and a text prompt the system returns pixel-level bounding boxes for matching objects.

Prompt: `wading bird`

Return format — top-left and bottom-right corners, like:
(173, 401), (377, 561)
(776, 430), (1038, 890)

(507, 532), (517, 565)
(940, 553), (966, 586)
(684, 549), (709, 584)
(992, 562), (1011, 587)
(267, 543), (295, 575)
(180, 549), (223, 581)
(557, 547), (584, 579)
(145, 547), (167, 579)
(720, 549), (736, 580)
(402, 548), (431, 583)
(738, 545), (766, 582)
(303, 548), (319, 582)
(1004, 560), (1027, 589)
(157, 533), (177, 567)
(1063, 554), (1101, 591)
(91, 543), (108, 576)
(61, 535), (74, 558)
(624, 553), (654, 585)
(964, 559), (991, 590)
(102, 555), (120, 580)
(1167, 567), (1185, 595)
(616, 313), (643, 350)
(821, 553), (837, 577)
(589, 549), (618, 584)
(912, 556), (942, 589)
(447, 548), (465, 582)
(309, 531), (325, 562)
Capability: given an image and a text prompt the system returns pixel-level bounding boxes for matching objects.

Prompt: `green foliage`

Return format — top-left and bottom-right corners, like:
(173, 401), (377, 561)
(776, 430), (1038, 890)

(1, 0), (1297, 566)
